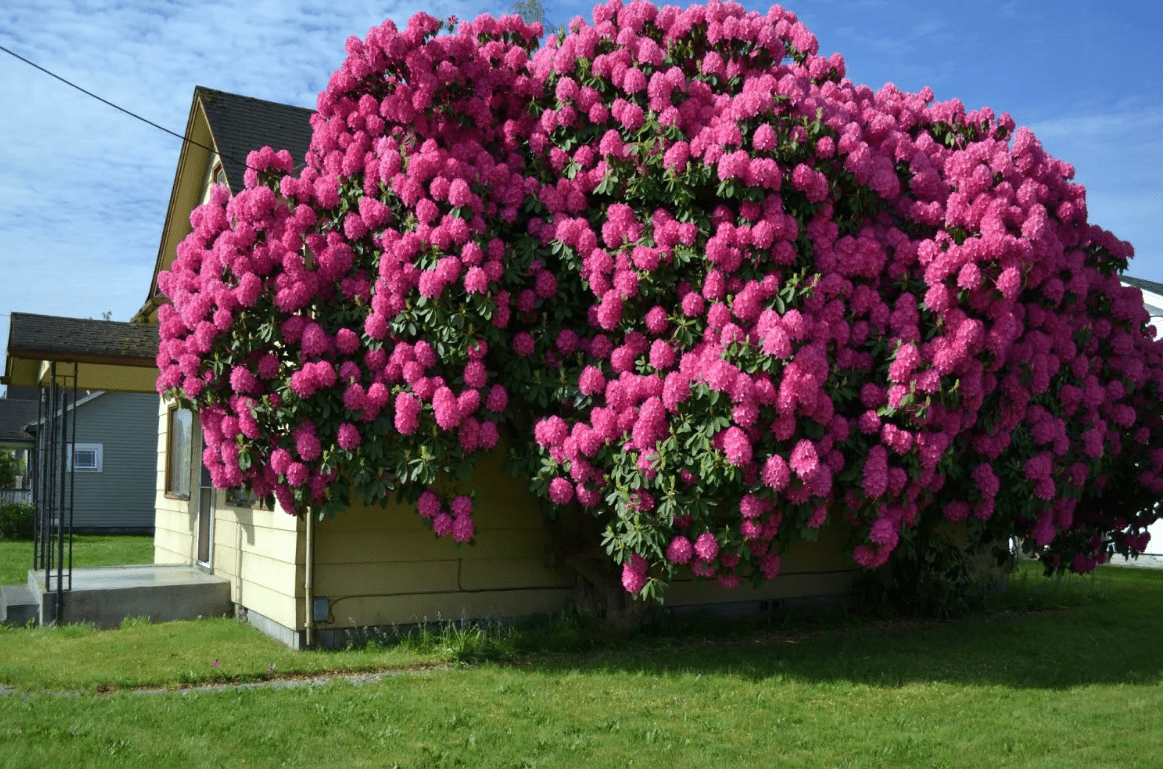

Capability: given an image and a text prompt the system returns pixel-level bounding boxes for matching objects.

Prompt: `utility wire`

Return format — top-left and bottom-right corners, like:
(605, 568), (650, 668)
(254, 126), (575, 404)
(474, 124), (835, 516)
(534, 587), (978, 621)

(0, 42), (253, 170)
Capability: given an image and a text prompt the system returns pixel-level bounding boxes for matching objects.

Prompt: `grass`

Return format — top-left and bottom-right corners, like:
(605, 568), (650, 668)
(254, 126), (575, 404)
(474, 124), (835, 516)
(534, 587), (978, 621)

(0, 563), (1161, 767)
(0, 617), (447, 692)
(0, 534), (153, 585)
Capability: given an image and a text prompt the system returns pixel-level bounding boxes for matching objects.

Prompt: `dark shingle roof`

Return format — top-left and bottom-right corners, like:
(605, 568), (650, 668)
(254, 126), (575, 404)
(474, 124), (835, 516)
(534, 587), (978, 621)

(0, 398), (38, 444)
(7, 313), (158, 365)
(196, 87), (315, 194)
(1121, 275), (1163, 298)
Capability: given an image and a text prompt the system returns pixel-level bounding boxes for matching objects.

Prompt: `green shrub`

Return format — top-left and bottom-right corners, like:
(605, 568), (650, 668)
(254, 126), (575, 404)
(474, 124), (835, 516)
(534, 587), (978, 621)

(0, 503), (34, 541)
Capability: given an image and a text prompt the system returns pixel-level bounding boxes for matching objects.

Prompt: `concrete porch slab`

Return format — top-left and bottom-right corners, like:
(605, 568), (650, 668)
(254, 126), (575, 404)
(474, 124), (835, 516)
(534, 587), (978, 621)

(28, 564), (232, 628)
(1, 584), (38, 626)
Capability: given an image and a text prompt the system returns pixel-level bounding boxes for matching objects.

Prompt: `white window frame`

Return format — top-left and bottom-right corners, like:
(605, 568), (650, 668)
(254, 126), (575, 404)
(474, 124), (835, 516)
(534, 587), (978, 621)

(69, 443), (103, 472)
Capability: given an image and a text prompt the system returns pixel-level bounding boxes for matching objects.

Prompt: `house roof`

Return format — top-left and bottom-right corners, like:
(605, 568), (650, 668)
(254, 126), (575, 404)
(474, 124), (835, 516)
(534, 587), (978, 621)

(22, 391), (106, 431)
(196, 87), (315, 195)
(2, 313), (160, 393)
(6, 313), (158, 366)
(1121, 275), (1163, 316)
(0, 398), (38, 446)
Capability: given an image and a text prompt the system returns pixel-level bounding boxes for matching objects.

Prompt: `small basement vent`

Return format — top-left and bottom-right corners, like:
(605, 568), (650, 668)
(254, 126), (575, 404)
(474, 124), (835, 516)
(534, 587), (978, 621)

(313, 597), (329, 624)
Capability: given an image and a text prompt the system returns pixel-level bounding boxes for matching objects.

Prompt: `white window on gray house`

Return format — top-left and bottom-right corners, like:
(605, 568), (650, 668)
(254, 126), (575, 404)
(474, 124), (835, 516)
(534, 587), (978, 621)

(70, 443), (103, 472)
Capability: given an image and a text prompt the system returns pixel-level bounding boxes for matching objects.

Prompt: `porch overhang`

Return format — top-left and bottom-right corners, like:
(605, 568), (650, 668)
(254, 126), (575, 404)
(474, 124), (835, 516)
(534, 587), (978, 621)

(3, 312), (160, 394)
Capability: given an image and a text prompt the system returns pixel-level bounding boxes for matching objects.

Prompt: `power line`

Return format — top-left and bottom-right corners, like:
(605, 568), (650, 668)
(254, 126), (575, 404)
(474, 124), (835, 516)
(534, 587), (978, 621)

(0, 42), (252, 170)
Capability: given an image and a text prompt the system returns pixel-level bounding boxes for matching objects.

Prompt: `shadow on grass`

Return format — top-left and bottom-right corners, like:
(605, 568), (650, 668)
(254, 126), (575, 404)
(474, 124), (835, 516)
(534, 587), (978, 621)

(506, 565), (1163, 691)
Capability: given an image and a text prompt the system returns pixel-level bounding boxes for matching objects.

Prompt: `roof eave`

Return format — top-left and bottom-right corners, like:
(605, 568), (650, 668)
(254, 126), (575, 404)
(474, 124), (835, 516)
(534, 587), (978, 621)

(135, 86), (219, 323)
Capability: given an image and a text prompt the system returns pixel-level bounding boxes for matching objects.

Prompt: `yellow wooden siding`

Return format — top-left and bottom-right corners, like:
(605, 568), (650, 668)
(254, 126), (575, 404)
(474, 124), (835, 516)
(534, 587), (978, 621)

(315, 559), (459, 597)
(668, 570), (856, 606)
(211, 498), (302, 626)
(321, 589), (573, 629)
(311, 455), (855, 630)
(667, 524), (856, 606)
(155, 414), (854, 636)
(458, 558), (575, 591)
(234, 578), (302, 630)
(152, 521), (193, 563)
(312, 450), (576, 629)
(153, 396), (196, 564)
(314, 528), (553, 565)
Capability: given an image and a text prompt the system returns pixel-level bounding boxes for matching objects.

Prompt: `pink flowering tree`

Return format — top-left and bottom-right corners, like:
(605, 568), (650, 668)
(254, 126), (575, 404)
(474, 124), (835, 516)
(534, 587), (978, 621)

(157, 1), (1163, 610)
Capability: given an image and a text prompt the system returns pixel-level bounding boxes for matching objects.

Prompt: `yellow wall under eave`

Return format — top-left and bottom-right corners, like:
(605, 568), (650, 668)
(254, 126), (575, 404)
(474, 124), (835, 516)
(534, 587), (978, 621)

(153, 396), (196, 564)
(154, 410), (857, 638)
(310, 449), (857, 631)
(211, 497), (303, 632)
(311, 449), (576, 630)
(152, 397), (302, 631)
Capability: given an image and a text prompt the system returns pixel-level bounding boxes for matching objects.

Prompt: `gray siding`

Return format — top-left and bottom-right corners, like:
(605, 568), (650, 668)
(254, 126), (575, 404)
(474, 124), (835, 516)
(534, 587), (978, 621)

(69, 392), (160, 530)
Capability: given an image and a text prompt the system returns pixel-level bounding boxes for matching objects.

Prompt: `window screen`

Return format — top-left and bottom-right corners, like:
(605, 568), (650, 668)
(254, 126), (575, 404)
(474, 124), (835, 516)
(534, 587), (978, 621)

(70, 443), (103, 472)
(168, 407), (193, 497)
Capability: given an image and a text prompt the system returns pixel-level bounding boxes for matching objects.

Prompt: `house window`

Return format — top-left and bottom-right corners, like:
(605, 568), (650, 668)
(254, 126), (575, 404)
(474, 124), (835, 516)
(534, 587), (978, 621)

(227, 486), (271, 510)
(167, 407), (193, 498)
(70, 443), (103, 472)
(200, 160), (227, 205)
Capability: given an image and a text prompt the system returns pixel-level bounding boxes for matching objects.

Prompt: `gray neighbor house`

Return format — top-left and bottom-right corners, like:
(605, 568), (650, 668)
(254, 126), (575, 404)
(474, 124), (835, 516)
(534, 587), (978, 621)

(3, 312), (159, 532)
(0, 387), (38, 503)
(26, 390), (158, 532)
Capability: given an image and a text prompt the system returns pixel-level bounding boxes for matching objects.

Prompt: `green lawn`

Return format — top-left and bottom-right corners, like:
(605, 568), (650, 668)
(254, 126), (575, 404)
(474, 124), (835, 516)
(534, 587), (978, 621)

(0, 534), (153, 585)
(1, 564), (1161, 768)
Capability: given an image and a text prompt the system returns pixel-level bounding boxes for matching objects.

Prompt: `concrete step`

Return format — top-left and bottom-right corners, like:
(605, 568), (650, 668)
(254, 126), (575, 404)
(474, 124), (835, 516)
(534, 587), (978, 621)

(27, 565), (232, 628)
(1, 584), (38, 627)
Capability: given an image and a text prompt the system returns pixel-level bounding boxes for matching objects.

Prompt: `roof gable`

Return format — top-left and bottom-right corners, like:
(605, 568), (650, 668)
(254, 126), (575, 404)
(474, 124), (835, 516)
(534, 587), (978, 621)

(136, 86), (315, 322)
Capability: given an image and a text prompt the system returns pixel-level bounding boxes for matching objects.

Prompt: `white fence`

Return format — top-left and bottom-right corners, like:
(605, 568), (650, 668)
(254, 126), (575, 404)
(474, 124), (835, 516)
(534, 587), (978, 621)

(0, 489), (32, 506)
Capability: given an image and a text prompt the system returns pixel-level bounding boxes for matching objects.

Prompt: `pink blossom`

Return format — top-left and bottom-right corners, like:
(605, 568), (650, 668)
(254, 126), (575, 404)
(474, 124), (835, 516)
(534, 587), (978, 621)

(452, 514), (474, 543)
(229, 366), (258, 394)
(485, 385), (509, 412)
(762, 454), (791, 491)
(450, 496), (473, 520)
(789, 439), (819, 479)
(337, 423), (361, 450)
(579, 366), (606, 396)
(417, 490), (442, 519)
(433, 513), (454, 537)
(721, 426), (752, 466)
(548, 477), (574, 504)
(463, 361), (488, 388)
(513, 332), (535, 357)
(862, 445), (889, 499)
(666, 536), (694, 564)
(694, 532), (720, 562)
(534, 416), (569, 448)
(433, 387), (461, 430)
(621, 553), (648, 593)
(394, 392), (421, 435)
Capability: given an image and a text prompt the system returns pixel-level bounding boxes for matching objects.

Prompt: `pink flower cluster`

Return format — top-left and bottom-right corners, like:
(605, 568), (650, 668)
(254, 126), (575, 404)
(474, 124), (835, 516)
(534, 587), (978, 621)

(156, 1), (1162, 594)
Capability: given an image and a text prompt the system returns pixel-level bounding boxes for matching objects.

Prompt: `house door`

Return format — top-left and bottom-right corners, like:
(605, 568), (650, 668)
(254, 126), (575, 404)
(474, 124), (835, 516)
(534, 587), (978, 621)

(197, 463), (215, 567)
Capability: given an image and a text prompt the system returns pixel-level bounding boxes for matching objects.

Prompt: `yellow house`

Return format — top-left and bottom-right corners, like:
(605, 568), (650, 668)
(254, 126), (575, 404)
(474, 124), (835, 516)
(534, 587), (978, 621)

(139, 88), (857, 648)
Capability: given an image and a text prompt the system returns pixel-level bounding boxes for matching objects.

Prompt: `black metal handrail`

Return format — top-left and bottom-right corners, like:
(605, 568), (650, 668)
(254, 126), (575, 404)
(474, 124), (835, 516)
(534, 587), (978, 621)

(31, 362), (76, 623)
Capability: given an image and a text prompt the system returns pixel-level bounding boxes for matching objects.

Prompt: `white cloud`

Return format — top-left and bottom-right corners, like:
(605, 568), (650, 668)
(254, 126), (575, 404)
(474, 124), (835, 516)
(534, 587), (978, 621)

(1028, 108), (1163, 280)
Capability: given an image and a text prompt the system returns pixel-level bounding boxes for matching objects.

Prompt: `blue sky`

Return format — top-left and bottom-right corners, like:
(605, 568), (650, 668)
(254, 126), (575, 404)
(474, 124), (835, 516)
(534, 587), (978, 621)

(0, 0), (1159, 394)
